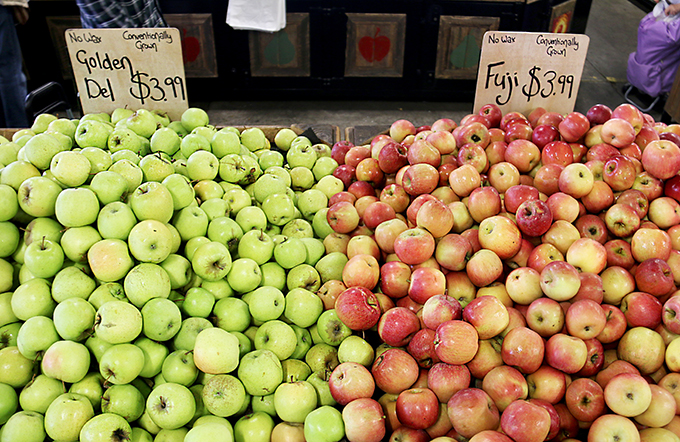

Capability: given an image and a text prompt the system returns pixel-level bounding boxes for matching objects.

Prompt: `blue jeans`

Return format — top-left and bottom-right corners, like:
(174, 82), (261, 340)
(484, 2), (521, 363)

(0, 5), (27, 128)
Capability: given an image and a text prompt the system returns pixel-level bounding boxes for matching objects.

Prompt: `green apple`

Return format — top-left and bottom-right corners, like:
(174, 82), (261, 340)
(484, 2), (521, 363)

(85, 334), (113, 363)
(254, 320), (297, 360)
(130, 427), (154, 442)
(44, 393), (94, 439)
(252, 173), (288, 204)
(314, 175), (344, 200)
(218, 154), (250, 184)
(288, 324), (313, 360)
(23, 237), (64, 279)
(55, 187), (100, 227)
(129, 181), (174, 223)
(150, 127), (181, 155)
(59, 225), (102, 263)
(162, 173), (195, 210)
(306, 370), (337, 407)
(160, 253), (193, 290)
(81, 146), (113, 175)
(251, 393), (276, 417)
(49, 150), (91, 187)
(337, 335), (375, 366)
(286, 263), (322, 292)
(31, 112), (58, 133)
(68, 373), (104, 411)
(240, 128), (267, 151)
(274, 380), (318, 423)
(172, 317), (213, 351)
(264, 165), (292, 186)
(194, 178), (224, 201)
(238, 349), (283, 396)
(1, 410), (46, 442)
(123, 262), (172, 308)
(312, 156), (338, 181)
(234, 411), (274, 442)
(201, 374), (246, 418)
(23, 132), (65, 170)
(53, 297), (96, 341)
(200, 197), (230, 221)
(47, 117), (77, 140)
(1, 160), (40, 191)
(122, 109), (158, 139)
(226, 258), (262, 294)
(138, 153), (174, 182)
(23, 217), (62, 246)
(141, 297), (182, 341)
(109, 158), (143, 194)
(193, 327), (240, 374)
(0, 142), (21, 168)
(18, 374), (63, 414)
(134, 336), (168, 379)
(208, 216), (243, 254)
(211, 130), (241, 158)
(191, 241), (233, 282)
(304, 405), (345, 442)
(75, 119), (112, 149)
(235, 205), (268, 232)
(108, 126), (144, 154)
(10, 278), (55, 321)
(284, 287), (324, 328)
(111, 108), (135, 125)
(0, 221), (19, 258)
(172, 206), (209, 242)
(97, 201), (137, 240)
(41, 341), (90, 384)
(290, 166), (315, 190)
(162, 350), (199, 386)
(181, 108), (210, 132)
(236, 230), (274, 266)
(274, 128), (297, 151)
(181, 286), (215, 318)
(187, 150), (219, 181)
(95, 300), (143, 344)
(297, 189), (328, 222)
(89, 170), (128, 205)
(89, 282), (127, 309)
(223, 187), (252, 215)
(287, 144), (318, 170)
(128, 219), (173, 263)
(260, 262), (287, 292)
(87, 239), (134, 282)
(99, 343), (145, 384)
(212, 296), (251, 333)
(262, 193), (298, 228)
(0, 322), (20, 348)
(0, 184), (18, 222)
(281, 358), (312, 383)
(0, 382), (17, 424)
(315, 252), (348, 283)
(185, 422), (233, 442)
(79, 412), (132, 442)
(17, 175), (61, 217)
(274, 237), (307, 269)
(0, 259), (14, 293)
(316, 309), (352, 347)
(101, 383), (145, 422)
(242, 286), (285, 323)
(257, 149), (284, 170)
(305, 343), (339, 374)
(51, 264), (97, 303)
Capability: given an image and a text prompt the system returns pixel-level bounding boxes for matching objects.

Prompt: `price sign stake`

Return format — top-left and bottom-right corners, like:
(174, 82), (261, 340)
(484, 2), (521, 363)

(66, 28), (188, 120)
(473, 31), (590, 116)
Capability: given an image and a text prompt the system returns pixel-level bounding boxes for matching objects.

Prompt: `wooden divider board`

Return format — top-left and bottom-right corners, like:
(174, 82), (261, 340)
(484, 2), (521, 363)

(473, 31), (589, 116)
(65, 28), (188, 120)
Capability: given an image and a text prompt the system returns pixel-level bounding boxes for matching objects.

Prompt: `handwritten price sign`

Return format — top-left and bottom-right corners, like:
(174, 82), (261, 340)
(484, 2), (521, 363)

(473, 31), (590, 116)
(66, 28), (188, 120)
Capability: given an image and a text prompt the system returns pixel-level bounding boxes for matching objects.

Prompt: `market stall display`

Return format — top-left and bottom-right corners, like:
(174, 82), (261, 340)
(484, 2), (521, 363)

(1, 102), (680, 442)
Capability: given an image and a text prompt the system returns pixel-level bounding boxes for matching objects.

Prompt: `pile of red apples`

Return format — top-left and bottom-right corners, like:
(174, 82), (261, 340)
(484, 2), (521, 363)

(324, 102), (680, 442)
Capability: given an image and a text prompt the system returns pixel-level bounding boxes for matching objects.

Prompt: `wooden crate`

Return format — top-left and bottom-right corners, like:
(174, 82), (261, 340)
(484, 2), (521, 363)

(664, 64), (680, 124)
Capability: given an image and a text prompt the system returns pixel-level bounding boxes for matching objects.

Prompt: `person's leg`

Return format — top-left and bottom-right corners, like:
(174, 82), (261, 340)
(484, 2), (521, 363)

(0, 6), (28, 128)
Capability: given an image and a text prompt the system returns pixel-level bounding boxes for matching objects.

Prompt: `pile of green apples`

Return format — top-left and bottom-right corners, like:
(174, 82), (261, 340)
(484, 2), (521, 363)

(0, 107), (354, 442)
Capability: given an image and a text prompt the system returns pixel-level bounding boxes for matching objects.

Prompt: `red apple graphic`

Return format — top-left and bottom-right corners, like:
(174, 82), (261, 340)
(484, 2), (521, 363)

(359, 27), (391, 62)
(182, 28), (201, 63)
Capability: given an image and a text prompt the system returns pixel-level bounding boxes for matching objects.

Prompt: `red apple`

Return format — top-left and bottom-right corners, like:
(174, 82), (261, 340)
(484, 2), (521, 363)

(334, 286), (382, 331)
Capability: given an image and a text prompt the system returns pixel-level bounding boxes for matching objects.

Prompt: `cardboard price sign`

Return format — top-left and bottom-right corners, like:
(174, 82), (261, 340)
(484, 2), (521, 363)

(473, 31), (590, 116)
(66, 28), (188, 120)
